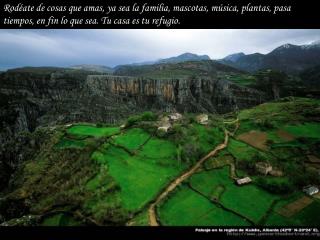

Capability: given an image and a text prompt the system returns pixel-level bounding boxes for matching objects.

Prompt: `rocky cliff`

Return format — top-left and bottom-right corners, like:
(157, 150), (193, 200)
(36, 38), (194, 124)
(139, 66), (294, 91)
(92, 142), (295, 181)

(0, 69), (266, 137)
(86, 75), (265, 113)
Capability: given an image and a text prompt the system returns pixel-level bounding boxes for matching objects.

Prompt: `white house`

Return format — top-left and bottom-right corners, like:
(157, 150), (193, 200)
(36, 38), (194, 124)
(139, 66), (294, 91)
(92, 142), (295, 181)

(236, 177), (252, 185)
(196, 114), (209, 125)
(303, 185), (319, 196)
(168, 113), (182, 121)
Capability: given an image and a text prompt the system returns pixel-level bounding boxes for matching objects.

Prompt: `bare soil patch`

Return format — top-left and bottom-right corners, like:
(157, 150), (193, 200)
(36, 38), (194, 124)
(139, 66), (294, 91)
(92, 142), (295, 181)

(307, 155), (320, 163)
(313, 192), (320, 200)
(277, 196), (313, 218)
(276, 129), (295, 141)
(237, 130), (268, 150)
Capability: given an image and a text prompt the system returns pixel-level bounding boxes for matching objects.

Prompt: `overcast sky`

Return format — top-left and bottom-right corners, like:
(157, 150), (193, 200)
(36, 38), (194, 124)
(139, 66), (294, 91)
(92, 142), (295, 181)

(0, 29), (319, 70)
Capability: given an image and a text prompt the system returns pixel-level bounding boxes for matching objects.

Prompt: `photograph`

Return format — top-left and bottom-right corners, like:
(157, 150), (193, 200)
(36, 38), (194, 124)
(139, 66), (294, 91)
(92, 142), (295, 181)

(0, 29), (320, 229)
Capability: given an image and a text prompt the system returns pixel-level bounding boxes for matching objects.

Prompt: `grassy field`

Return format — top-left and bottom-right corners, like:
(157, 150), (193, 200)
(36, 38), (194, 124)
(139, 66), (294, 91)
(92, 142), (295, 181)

(226, 74), (256, 86)
(190, 167), (279, 223)
(85, 122), (224, 217)
(227, 138), (274, 164)
(128, 210), (149, 226)
(192, 124), (224, 153)
(67, 125), (120, 137)
(237, 99), (320, 145)
(284, 123), (320, 139)
(140, 138), (178, 165)
(190, 167), (231, 198)
(113, 128), (150, 150)
(158, 185), (250, 226)
(238, 98), (319, 121)
(91, 141), (180, 212)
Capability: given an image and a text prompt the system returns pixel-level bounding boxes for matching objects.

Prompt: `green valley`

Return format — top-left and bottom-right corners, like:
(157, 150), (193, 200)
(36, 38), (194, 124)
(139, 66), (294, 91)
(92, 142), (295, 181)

(1, 97), (319, 226)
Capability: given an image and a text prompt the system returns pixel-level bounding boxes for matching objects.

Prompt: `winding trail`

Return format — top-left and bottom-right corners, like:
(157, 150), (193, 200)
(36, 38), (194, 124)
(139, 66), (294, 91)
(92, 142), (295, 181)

(148, 119), (240, 226)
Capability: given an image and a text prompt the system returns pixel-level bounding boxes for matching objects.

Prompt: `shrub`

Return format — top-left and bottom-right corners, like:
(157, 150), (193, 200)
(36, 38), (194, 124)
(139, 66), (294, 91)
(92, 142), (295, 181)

(255, 177), (294, 194)
(171, 124), (182, 133)
(126, 115), (141, 127)
(141, 111), (157, 121)
(181, 142), (202, 165)
(126, 112), (157, 127)
(187, 115), (196, 124)
(290, 166), (320, 187)
(156, 128), (167, 138)
(255, 118), (275, 129)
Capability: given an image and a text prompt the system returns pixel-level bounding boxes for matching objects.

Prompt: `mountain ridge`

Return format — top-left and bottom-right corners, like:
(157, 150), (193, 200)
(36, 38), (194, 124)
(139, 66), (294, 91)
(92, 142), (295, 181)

(114, 52), (211, 69)
(219, 40), (320, 73)
(69, 64), (113, 73)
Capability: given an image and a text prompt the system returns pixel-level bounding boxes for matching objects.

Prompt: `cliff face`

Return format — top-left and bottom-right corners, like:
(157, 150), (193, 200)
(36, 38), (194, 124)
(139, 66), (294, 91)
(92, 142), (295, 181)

(0, 71), (265, 131)
(86, 75), (265, 113)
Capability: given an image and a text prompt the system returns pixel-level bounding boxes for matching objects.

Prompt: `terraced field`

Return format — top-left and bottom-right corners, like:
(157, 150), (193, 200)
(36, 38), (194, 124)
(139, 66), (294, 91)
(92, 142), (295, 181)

(64, 125), (184, 213)
(92, 145), (180, 211)
(156, 165), (279, 226)
(152, 98), (320, 226)
(158, 185), (250, 226)
(113, 128), (150, 150)
(225, 74), (257, 86)
(265, 193), (320, 226)
(6, 98), (320, 226)
(67, 125), (120, 137)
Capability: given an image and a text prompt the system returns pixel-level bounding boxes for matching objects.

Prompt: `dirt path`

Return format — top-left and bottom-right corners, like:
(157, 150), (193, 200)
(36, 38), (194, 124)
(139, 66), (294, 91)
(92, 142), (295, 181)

(229, 162), (237, 180)
(148, 123), (236, 226)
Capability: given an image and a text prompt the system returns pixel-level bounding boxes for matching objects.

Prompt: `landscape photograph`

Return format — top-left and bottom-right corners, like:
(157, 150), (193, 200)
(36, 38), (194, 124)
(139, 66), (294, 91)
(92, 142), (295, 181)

(0, 29), (320, 227)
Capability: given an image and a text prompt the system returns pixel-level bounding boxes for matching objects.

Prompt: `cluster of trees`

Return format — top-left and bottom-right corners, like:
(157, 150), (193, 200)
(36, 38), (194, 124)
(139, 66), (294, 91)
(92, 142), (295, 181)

(255, 177), (294, 194)
(252, 68), (320, 99)
(126, 111), (157, 127)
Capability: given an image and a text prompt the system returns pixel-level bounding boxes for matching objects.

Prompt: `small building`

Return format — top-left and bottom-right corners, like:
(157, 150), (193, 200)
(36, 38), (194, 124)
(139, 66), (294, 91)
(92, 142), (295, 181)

(157, 116), (171, 132)
(168, 113), (182, 121)
(303, 185), (319, 196)
(255, 162), (273, 175)
(236, 177), (252, 186)
(157, 124), (171, 133)
(196, 114), (209, 125)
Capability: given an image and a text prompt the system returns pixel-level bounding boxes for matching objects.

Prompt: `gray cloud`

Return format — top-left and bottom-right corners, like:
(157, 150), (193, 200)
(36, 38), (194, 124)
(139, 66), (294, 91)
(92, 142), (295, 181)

(0, 29), (319, 70)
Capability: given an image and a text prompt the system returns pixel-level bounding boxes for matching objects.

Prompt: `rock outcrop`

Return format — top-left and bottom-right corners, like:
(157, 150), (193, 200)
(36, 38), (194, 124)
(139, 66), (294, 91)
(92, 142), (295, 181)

(86, 75), (265, 113)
